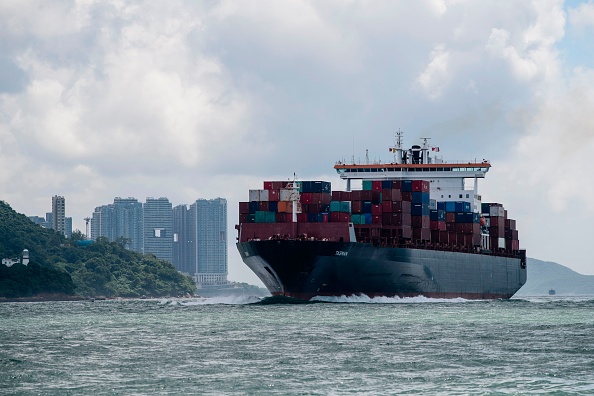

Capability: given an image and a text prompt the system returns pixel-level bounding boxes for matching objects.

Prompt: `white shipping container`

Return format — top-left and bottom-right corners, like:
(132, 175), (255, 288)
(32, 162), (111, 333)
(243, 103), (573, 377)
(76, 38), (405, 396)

(259, 189), (269, 202)
(279, 189), (292, 201)
(489, 206), (505, 217)
(249, 189), (260, 202)
(429, 199), (437, 210)
(498, 237), (506, 248)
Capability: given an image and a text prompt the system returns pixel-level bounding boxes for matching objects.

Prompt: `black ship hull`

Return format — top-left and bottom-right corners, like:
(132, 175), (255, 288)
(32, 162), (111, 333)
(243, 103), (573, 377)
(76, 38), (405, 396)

(237, 240), (527, 300)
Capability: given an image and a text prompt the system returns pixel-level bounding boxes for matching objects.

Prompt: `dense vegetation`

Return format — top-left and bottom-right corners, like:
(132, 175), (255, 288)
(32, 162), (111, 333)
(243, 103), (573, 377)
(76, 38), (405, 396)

(0, 201), (196, 298)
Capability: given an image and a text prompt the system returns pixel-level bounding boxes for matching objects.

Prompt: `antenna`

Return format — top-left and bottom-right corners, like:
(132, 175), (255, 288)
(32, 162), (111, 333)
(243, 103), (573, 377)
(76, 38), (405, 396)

(396, 129), (404, 149)
(365, 149), (369, 164)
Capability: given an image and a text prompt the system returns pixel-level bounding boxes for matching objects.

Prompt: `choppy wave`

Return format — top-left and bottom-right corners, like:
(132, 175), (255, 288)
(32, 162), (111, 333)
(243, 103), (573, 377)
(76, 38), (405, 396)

(311, 294), (474, 304)
(165, 295), (264, 305)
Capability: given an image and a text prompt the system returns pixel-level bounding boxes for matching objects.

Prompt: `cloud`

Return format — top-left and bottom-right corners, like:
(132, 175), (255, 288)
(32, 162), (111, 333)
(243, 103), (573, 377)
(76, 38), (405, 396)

(1, 0), (594, 282)
(568, 0), (594, 30)
(416, 45), (450, 99)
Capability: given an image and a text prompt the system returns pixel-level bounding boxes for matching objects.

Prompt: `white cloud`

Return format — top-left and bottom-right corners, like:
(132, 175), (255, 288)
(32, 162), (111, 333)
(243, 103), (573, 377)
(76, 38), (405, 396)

(416, 45), (450, 99)
(568, 1), (594, 29)
(2, 0), (594, 282)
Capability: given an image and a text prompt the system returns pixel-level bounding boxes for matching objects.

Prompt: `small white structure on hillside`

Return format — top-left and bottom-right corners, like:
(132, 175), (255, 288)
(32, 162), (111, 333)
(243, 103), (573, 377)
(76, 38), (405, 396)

(2, 249), (30, 267)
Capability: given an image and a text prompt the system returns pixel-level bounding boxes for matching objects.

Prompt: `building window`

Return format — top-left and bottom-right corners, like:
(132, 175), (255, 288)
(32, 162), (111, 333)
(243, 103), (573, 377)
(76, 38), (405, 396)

(459, 194), (463, 198)
(154, 228), (165, 237)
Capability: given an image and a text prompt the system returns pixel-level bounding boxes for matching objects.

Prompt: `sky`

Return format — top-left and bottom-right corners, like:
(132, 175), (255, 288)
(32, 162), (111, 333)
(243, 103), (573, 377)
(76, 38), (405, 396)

(1, 0), (594, 286)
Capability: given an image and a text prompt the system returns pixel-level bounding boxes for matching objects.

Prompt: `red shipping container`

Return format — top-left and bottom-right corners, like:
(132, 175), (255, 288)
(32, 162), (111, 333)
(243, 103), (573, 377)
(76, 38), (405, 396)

(331, 191), (342, 201)
(412, 180), (430, 193)
(439, 230), (449, 244)
(341, 191), (352, 201)
(268, 190), (279, 202)
(263, 181), (273, 190)
(382, 188), (392, 201)
(430, 220), (446, 231)
(413, 228), (431, 240)
(412, 215), (430, 228)
(402, 192), (413, 201)
(259, 202), (269, 211)
(448, 232), (459, 244)
(371, 204), (383, 215)
(321, 213), (329, 223)
(239, 202), (250, 214)
(446, 213), (456, 223)
(300, 193), (312, 204)
(272, 181), (285, 190)
(322, 193), (331, 205)
(391, 189), (402, 201)
(392, 181), (402, 189)
(382, 201), (392, 213)
(351, 201), (363, 214)
(276, 213), (287, 223)
(311, 193), (322, 204)
(372, 180), (383, 192)
(490, 216), (505, 228)
(397, 225), (412, 239)
(361, 190), (373, 201)
(382, 213), (392, 225)
(351, 190), (362, 201)
(297, 213), (308, 222)
(330, 212), (350, 222)
(506, 239), (520, 251)
(392, 201), (411, 213)
(239, 213), (249, 223)
(505, 229), (519, 240)
(430, 229), (440, 243)
(505, 219), (517, 230)
(391, 213), (412, 226)
(372, 215), (382, 224)
(489, 226), (504, 238)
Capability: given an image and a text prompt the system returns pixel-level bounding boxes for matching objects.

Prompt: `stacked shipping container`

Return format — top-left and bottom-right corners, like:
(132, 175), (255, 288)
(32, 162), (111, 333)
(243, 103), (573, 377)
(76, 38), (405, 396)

(239, 179), (520, 253)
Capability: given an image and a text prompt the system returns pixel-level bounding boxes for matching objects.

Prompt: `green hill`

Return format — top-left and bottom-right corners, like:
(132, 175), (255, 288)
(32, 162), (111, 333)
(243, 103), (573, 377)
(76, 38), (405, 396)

(515, 258), (594, 296)
(0, 200), (195, 299)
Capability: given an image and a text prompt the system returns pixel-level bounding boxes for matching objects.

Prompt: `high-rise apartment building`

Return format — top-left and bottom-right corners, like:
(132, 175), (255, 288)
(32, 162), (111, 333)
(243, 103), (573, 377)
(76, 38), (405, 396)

(90, 198), (143, 252)
(143, 197), (173, 262)
(52, 195), (66, 236)
(65, 217), (72, 239)
(173, 204), (194, 275)
(190, 198), (228, 286)
(114, 197), (143, 252)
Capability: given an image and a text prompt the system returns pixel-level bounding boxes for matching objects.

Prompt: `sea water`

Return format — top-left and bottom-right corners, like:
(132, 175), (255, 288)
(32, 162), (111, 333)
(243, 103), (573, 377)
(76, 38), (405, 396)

(1, 296), (594, 395)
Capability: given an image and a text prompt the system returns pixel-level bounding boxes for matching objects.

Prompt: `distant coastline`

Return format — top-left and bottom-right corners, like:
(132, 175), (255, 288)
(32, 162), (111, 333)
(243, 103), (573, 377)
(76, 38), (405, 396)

(0, 293), (88, 303)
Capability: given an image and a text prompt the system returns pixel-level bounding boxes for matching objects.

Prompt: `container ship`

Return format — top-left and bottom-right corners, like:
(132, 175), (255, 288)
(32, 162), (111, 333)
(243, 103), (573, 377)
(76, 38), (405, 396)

(236, 133), (526, 300)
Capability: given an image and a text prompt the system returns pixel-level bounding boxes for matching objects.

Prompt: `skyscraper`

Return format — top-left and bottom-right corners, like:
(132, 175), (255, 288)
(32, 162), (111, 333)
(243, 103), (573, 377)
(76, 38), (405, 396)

(114, 197), (143, 252)
(90, 198), (143, 252)
(52, 195), (66, 236)
(143, 197), (173, 262)
(173, 204), (193, 274)
(190, 198), (228, 286)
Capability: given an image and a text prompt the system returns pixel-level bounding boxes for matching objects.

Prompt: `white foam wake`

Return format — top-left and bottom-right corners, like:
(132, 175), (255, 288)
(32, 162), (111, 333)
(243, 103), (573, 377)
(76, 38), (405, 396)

(175, 295), (263, 306)
(311, 294), (473, 304)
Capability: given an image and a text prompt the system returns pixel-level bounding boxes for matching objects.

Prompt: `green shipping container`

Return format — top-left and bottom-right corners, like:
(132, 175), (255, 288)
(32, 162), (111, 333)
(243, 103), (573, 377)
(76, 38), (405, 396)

(351, 214), (363, 224)
(330, 201), (342, 212)
(340, 201), (352, 213)
(266, 212), (276, 223)
(362, 180), (373, 191)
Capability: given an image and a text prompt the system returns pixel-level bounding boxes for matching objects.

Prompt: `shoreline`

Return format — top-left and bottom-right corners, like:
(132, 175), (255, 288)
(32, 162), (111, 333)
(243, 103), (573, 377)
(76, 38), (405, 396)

(0, 293), (89, 303)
